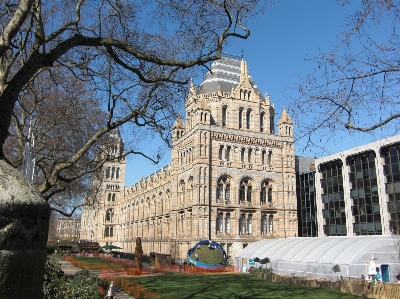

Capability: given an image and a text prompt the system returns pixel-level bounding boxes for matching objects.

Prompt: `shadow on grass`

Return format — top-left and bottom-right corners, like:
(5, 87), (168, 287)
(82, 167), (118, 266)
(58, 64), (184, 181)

(125, 272), (363, 299)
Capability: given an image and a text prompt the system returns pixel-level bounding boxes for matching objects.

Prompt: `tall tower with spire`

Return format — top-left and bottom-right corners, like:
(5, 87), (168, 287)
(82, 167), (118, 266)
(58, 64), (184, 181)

(80, 129), (126, 244)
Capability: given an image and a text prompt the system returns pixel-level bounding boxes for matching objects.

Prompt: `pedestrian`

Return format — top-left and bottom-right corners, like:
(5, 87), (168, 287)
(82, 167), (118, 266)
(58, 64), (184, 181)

(107, 281), (116, 299)
(376, 272), (381, 283)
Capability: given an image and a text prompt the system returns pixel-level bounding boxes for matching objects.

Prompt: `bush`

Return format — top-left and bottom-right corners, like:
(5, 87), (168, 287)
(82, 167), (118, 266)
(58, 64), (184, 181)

(43, 256), (109, 299)
(248, 266), (273, 275)
(46, 243), (58, 254)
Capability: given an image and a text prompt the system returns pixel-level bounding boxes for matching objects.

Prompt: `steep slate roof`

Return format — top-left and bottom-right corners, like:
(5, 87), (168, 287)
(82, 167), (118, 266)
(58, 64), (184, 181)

(200, 56), (261, 95)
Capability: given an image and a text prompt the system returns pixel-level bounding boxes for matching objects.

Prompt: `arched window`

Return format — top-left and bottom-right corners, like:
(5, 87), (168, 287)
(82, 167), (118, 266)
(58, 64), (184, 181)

(270, 115), (274, 134)
(269, 215), (274, 234)
(247, 214), (253, 234)
(246, 109), (251, 129)
(239, 178), (252, 203)
(247, 148), (252, 163)
(217, 184), (223, 201)
(222, 106), (227, 127)
(112, 194), (116, 201)
(261, 180), (273, 204)
(262, 150), (266, 165)
(261, 214), (267, 234)
(106, 167), (111, 178)
(111, 167), (115, 179)
(217, 177), (231, 202)
(106, 209), (114, 222)
(108, 193), (111, 201)
(116, 168), (120, 179)
(239, 184), (245, 202)
(225, 146), (231, 161)
(225, 213), (231, 234)
(240, 148), (245, 163)
(110, 227), (114, 237)
(260, 112), (265, 132)
(247, 185), (252, 202)
(105, 227), (110, 237)
(260, 186), (267, 203)
(216, 212), (223, 233)
(268, 151), (272, 166)
(219, 145), (224, 160)
(239, 108), (243, 129)
(268, 188), (273, 203)
(239, 213), (246, 234)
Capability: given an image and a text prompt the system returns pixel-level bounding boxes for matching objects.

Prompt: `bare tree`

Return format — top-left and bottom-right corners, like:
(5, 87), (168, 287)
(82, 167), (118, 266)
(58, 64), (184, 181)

(0, 0), (269, 214)
(290, 0), (400, 154)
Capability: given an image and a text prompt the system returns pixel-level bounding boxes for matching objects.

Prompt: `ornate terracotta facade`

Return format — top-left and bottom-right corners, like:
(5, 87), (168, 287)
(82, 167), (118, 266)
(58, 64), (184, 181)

(81, 57), (297, 261)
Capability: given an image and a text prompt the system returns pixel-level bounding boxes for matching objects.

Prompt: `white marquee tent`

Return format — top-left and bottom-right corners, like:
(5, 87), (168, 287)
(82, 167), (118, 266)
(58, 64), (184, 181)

(234, 236), (400, 282)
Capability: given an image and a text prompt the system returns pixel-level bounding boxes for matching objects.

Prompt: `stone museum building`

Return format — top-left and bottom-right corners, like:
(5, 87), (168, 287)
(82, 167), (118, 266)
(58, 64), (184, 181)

(80, 56), (297, 260)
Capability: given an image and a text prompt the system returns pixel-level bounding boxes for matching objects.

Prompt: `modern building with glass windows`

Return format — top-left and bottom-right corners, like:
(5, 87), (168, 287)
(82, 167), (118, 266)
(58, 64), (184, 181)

(299, 135), (400, 237)
(296, 156), (317, 237)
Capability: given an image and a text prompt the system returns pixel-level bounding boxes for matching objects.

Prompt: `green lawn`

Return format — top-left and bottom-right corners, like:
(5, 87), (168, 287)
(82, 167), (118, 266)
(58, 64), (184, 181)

(124, 272), (363, 299)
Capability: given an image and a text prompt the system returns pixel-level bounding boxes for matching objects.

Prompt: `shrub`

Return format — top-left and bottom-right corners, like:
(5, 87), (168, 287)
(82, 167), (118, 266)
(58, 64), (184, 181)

(46, 243), (58, 254)
(43, 256), (109, 299)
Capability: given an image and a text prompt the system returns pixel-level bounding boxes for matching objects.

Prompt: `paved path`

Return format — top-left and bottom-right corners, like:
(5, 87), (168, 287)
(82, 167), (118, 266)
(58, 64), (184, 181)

(59, 260), (134, 299)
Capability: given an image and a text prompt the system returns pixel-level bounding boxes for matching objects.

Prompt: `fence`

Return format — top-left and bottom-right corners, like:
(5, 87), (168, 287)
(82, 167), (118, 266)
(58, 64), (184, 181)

(252, 271), (341, 289)
(341, 279), (400, 299)
(252, 270), (400, 299)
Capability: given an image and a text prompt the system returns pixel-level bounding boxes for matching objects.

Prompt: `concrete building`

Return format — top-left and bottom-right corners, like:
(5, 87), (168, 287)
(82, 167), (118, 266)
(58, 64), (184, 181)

(297, 135), (400, 237)
(55, 217), (81, 241)
(80, 56), (297, 260)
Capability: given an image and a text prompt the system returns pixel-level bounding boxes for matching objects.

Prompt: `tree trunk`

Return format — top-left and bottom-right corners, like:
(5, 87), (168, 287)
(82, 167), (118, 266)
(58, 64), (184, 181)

(0, 160), (50, 299)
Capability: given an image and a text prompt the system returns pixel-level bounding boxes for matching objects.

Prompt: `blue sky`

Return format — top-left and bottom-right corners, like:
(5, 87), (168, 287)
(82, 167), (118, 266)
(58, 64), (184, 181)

(123, 0), (386, 186)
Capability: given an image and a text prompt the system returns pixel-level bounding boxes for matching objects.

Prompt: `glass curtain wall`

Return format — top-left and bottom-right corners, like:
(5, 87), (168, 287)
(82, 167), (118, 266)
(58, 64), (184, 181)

(382, 143), (400, 234)
(298, 170), (317, 237)
(347, 151), (382, 235)
(319, 160), (346, 236)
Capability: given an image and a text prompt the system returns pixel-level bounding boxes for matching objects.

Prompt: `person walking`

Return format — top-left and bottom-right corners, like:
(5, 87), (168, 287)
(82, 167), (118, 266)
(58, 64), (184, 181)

(107, 281), (116, 299)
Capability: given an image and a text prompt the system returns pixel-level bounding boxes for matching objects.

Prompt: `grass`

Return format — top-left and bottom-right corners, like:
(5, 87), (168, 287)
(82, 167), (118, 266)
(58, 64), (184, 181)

(123, 272), (363, 299)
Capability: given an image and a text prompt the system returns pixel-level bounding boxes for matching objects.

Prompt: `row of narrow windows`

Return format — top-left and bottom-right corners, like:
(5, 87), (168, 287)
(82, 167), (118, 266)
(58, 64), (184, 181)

(107, 193), (116, 202)
(109, 213), (274, 236)
(106, 167), (120, 179)
(219, 145), (272, 165)
(104, 226), (113, 237)
(216, 212), (274, 234)
(217, 178), (273, 204)
(222, 106), (274, 133)
(106, 184), (120, 190)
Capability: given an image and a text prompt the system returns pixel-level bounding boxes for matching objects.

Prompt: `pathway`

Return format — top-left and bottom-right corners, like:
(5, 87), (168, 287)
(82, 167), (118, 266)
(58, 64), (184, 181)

(59, 260), (134, 299)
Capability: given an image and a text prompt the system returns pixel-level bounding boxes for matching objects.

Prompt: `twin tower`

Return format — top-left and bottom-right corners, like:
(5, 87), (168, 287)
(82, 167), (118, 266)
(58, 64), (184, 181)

(81, 56), (297, 260)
